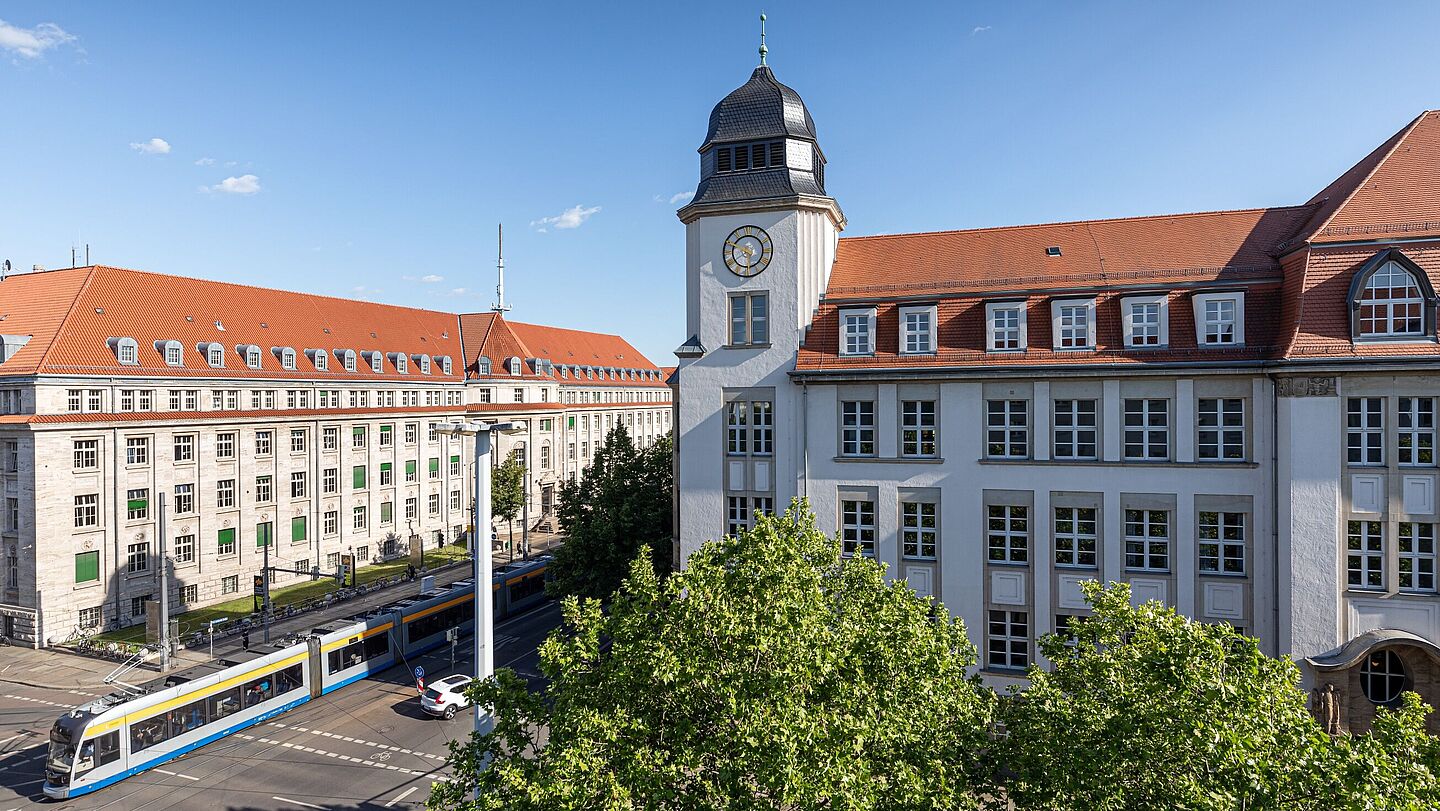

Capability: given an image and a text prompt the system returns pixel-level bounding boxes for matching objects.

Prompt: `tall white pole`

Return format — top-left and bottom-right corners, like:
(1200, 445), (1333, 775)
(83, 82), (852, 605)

(158, 492), (170, 672)
(474, 428), (495, 741)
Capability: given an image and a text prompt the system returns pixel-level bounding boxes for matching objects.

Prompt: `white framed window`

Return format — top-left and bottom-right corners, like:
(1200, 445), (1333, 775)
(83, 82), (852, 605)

(1122, 295), (1168, 348)
(1051, 298), (1095, 350)
(840, 499), (876, 557)
(986, 302), (1026, 352)
(899, 305), (936, 354)
(840, 400), (875, 457)
(441, 356), (453, 375)
(507, 357), (521, 376)
(1356, 260), (1426, 338)
(1399, 522), (1437, 593)
(986, 400), (1028, 459)
(1347, 519), (1384, 590)
(901, 500), (937, 560)
(164, 340), (183, 366)
(206, 343), (224, 368)
(900, 400), (937, 458)
(116, 337), (138, 365)
(314, 350), (329, 371)
(74, 494), (99, 528)
(1124, 509), (1170, 572)
(726, 496), (749, 537)
(246, 345), (262, 369)
(1398, 397), (1436, 467)
(1123, 398), (1170, 460)
(125, 490), (149, 521)
(1052, 399), (1097, 460)
(1192, 292), (1245, 346)
(1347, 397), (1385, 466)
(986, 504), (1028, 564)
(729, 292), (770, 347)
(839, 308), (875, 356)
(342, 349), (357, 372)
(370, 352), (383, 373)
(1053, 507), (1097, 568)
(281, 347), (296, 370)
(1198, 511), (1246, 575)
(1197, 398), (1246, 461)
(987, 610), (1028, 670)
(215, 478), (235, 509)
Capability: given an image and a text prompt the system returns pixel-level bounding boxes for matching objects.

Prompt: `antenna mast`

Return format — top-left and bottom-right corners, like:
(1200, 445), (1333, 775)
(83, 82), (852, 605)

(492, 223), (511, 313)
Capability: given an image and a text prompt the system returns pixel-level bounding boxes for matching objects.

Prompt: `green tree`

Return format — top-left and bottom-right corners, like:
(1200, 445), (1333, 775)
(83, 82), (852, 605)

(491, 453), (524, 557)
(991, 581), (1440, 810)
(546, 425), (672, 600)
(429, 502), (995, 811)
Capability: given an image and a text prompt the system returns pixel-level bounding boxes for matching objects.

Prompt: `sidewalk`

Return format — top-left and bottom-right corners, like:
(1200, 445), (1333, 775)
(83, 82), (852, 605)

(0, 534), (566, 692)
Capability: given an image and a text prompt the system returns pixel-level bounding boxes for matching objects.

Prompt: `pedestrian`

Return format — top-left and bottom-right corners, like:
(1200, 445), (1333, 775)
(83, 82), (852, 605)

(241, 629), (250, 652)
(407, 563), (416, 581)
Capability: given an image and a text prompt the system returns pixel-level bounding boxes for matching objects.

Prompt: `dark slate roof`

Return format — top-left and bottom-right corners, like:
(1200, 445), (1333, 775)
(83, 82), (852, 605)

(701, 66), (817, 150)
(691, 166), (826, 206)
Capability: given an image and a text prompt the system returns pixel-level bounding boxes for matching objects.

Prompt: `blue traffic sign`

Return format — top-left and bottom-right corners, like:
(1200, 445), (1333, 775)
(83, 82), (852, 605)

(413, 665), (425, 680)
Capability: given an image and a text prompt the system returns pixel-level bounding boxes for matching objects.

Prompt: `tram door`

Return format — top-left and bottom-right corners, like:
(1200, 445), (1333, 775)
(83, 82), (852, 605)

(307, 637), (324, 699)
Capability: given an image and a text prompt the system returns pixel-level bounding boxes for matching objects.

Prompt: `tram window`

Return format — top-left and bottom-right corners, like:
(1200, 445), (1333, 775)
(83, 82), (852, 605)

(93, 731), (120, 766)
(168, 700), (207, 737)
(365, 633), (388, 660)
(276, 664), (304, 694)
(406, 600), (470, 644)
(131, 716), (168, 752)
(208, 687), (242, 721)
(508, 574), (545, 602)
(243, 674), (275, 707)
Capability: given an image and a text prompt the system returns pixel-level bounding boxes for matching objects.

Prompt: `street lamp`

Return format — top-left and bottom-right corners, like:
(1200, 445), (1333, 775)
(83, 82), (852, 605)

(434, 420), (520, 748)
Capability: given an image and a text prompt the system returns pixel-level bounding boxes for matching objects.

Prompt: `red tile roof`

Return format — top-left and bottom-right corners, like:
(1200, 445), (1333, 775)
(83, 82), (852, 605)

(0, 266), (465, 381)
(1305, 111), (1440, 245)
(458, 312), (666, 387)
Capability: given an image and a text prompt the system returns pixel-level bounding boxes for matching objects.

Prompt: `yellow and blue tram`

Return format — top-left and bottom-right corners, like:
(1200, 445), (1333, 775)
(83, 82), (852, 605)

(43, 556), (550, 799)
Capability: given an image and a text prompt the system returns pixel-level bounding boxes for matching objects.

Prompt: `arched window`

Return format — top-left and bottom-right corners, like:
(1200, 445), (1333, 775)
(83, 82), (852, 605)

(245, 345), (262, 369)
(507, 357), (521, 376)
(370, 352), (383, 373)
(163, 340), (184, 366)
(342, 349), (357, 372)
(395, 354), (408, 374)
(419, 355), (432, 374)
(280, 347), (297, 370)
(1360, 648), (1408, 705)
(115, 337), (139, 365)
(313, 349), (329, 371)
(478, 356), (492, 375)
(206, 342), (225, 368)
(1351, 251), (1434, 340)
(441, 356), (453, 375)
(560, 365), (569, 379)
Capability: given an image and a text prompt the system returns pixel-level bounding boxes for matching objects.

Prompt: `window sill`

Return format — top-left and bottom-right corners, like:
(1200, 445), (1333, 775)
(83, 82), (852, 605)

(831, 455), (945, 464)
(72, 581), (102, 590)
(725, 343), (772, 351)
(1125, 569), (1172, 576)
(901, 556), (938, 563)
(980, 458), (1259, 470)
(1198, 571), (1248, 579)
(1345, 587), (1388, 596)
(986, 560), (1030, 567)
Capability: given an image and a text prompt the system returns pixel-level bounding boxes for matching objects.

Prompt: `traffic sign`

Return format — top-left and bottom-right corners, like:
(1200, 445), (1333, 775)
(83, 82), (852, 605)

(413, 665), (425, 680)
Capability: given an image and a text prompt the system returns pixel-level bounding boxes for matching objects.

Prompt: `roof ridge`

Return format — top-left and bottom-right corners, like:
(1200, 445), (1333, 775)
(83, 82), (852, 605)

(507, 318), (633, 342)
(1307, 112), (1428, 240)
(34, 266), (99, 372)
(838, 204), (1318, 243)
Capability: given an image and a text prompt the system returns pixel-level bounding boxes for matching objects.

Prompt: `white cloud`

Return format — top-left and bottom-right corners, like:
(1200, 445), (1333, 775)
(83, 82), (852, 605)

(207, 174), (261, 195)
(971, 25), (992, 35)
(194, 157), (216, 166)
(422, 274), (444, 283)
(130, 137), (171, 155)
(669, 191), (694, 205)
(450, 288), (468, 295)
(0, 18), (76, 59)
(530, 204), (601, 231)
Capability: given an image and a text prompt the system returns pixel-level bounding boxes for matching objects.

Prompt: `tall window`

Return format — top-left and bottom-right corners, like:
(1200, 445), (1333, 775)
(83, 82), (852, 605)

(173, 434), (195, 462)
(324, 427), (339, 451)
(840, 310), (874, 356)
(988, 303), (1025, 351)
(840, 401), (876, 457)
(987, 610), (1028, 670)
(1399, 522), (1437, 593)
(986, 505), (1028, 564)
(127, 542), (149, 573)
(841, 499), (876, 557)
(73, 439), (99, 470)
(255, 431), (273, 457)
(174, 483), (194, 514)
(291, 471), (307, 499)
(900, 400), (937, 457)
(1347, 520), (1384, 589)
(1201, 298), (1238, 344)
(986, 400), (1028, 459)
(1357, 261), (1425, 337)
(1055, 301), (1092, 349)
(126, 489), (149, 520)
(1197, 511), (1246, 575)
(74, 494), (99, 528)
(729, 292), (769, 346)
(1398, 397), (1436, 467)
(751, 401), (773, 455)
(1053, 507), (1097, 568)
(1125, 300), (1163, 347)
(1052, 399), (1097, 460)
(1124, 509), (1169, 572)
(1347, 398), (1384, 466)
(256, 475), (273, 503)
(726, 496), (749, 537)
(901, 306), (935, 354)
(1123, 399), (1169, 460)
(901, 501), (937, 560)
(173, 534), (195, 565)
(726, 402), (747, 455)
(216, 479), (235, 509)
(1197, 398), (1245, 461)
(216, 432), (236, 460)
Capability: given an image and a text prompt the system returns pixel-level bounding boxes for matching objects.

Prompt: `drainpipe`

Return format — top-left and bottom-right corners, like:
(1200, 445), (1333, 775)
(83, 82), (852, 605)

(1268, 373), (1281, 658)
(800, 381), (809, 504)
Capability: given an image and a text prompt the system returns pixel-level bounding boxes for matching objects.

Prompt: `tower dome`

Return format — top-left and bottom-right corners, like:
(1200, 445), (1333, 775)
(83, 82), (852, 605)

(686, 65), (830, 209)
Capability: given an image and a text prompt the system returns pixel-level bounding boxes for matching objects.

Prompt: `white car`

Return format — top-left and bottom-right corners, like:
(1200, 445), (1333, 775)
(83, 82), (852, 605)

(420, 674), (473, 719)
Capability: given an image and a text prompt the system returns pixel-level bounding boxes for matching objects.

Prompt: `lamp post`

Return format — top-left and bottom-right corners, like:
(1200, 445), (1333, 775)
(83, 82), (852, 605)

(434, 420), (519, 750)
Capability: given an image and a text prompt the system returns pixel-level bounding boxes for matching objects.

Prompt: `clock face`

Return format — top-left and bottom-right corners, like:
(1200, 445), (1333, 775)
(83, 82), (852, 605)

(723, 226), (772, 277)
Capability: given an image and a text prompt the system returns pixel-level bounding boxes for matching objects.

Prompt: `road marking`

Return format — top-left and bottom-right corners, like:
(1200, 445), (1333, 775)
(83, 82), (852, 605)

(384, 786), (419, 807)
(2, 693), (77, 709)
(266, 721), (447, 761)
(154, 767), (201, 781)
(0, 732), (31, 749)
(272, 797), (326, 810)
(235, 733), (444, 780)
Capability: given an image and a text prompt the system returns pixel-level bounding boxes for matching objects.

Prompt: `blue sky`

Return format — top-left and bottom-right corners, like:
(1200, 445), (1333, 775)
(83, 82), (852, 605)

(2, 2), (1438, 363)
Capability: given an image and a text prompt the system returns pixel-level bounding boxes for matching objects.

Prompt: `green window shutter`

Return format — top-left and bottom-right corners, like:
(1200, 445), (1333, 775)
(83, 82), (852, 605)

(450, 455), (459, 465)
(127, 496), (148, 512)
(75, 551), (99, 584)
(218, 527), (235, 549)
(291, 516), (307, 542)
(381, 502), (393, 523)
(380, 462), (392, 472)
(353, 466), (366, 489)
(353, 426), (364, 438)
(567, 416), (575, 429)
(256, 522), (273, 547)
(405, 460), (416, 475)
(428, 458), (439, 475)
(380, 425), (392, 435)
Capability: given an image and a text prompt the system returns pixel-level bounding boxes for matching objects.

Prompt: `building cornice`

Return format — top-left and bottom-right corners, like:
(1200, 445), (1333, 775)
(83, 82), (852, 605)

(677, 194), (845, 228)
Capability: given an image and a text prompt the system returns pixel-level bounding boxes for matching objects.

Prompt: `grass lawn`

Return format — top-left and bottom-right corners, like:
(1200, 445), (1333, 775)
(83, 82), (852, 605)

(95, 544), (474, 644)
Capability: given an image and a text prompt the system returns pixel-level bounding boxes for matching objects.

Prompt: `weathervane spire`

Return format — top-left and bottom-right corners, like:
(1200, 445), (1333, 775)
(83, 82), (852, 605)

(758, 12), (768, 65)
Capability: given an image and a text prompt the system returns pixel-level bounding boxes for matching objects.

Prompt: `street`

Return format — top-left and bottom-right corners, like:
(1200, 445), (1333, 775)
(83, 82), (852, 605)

(0, 600), (563, 811)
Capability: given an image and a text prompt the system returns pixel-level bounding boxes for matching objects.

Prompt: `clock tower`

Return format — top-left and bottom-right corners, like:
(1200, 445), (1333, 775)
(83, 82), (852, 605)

(673, 55), (844, 564)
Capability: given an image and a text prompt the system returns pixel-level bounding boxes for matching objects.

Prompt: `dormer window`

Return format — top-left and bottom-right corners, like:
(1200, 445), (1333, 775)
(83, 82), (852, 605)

(900, 305), (937, 354)
(395, 354), (408, 374)
(419, 355), (432, 374)
(478, 356), (492, 375)
(839, 307), (876, 356)
(280, 347), (297, 370)
(341, 349), (357, 372)
(1122, 295), (1169, 349)
(440, 356), (453, 375)
(1051, 298), (1096, 351)
(1350, 251), (1434, 340)
(1193, 292), (1246, 347)
(206, 342), (225, 368)
(507, 357), (521, 376)
(312, 349), (329, 372)
(369, 352), (383, 373)
(115, 337), (139, 365)
(560, 365), (569, 378)
(716, 140), (785, 173)
(245, 345), (263, 369)
(986, 302), (1027, 352)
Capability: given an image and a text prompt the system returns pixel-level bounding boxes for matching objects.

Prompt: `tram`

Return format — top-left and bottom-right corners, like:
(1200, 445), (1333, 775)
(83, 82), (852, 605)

(43, 556), (551, 799)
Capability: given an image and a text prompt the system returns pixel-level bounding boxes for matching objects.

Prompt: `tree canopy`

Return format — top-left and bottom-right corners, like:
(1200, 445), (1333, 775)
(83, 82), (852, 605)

(545, 426), (672, 600)
(491, 452), (525, 551)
